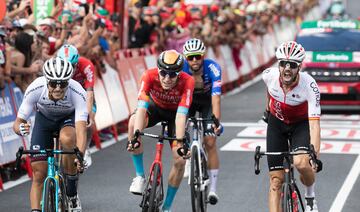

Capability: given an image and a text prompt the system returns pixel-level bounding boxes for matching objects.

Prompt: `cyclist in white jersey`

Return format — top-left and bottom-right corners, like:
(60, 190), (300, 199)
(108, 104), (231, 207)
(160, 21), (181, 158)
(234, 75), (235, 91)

(13, 57), (88, 212)
(262, 41), (321, 212)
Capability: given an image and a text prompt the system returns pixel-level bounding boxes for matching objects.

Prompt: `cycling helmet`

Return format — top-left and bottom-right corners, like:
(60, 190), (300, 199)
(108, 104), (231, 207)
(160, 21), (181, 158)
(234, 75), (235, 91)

(275, 41), (305, 63)
(183, 38), (206, 56)
(43, 57), (74, 81)
(57, 44), (79, 64)
(157, 50), (184, 72)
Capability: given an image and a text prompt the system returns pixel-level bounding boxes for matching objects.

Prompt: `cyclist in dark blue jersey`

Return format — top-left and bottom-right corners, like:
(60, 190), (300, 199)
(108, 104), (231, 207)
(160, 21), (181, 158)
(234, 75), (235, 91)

(182, 38), (223, 205)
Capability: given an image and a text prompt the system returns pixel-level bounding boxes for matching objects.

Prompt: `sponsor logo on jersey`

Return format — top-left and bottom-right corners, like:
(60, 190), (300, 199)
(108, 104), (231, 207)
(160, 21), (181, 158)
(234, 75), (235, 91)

(186, 89), (191, 106)
(84, 65), (94, 82)
(209, 64), (220, 77)
(310, 82), (321, 107)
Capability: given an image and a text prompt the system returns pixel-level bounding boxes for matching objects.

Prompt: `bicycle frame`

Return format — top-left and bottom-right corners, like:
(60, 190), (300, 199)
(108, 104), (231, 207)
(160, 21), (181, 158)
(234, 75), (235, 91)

(41, 150), (64, 212)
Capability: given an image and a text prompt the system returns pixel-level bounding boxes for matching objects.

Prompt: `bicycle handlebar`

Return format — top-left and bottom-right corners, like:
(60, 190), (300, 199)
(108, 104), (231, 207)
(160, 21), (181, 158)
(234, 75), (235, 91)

(130, 130), (189, 157)
(15, 146), (84, 170)
(254, 144), (322, 175)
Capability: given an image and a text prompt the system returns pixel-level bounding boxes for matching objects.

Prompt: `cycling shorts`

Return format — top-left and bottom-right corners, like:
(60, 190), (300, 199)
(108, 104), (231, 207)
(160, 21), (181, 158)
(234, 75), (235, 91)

(188, 93), (215, 136)
(30, 111), (75, 162)
(266, 113), (310, 171)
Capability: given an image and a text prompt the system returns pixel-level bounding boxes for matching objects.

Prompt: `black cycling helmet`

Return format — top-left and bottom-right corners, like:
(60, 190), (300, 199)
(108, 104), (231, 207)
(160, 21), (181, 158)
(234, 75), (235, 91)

(157, 50), (184, 72)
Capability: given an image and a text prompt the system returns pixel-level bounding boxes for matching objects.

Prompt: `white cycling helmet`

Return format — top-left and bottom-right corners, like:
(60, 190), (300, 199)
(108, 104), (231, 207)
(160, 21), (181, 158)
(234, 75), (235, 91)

(276, 41), (306, 63)
(183, 38), (206, 56)
(43, 57), (74, 81)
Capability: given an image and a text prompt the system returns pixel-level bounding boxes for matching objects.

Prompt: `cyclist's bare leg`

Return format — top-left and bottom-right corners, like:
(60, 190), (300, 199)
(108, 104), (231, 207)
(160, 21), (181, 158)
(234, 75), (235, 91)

(204, 135), (219, 196)
(204, 136), (219, 169)
(269, 170), (284, 212)
(293, 155), (315, 186)
(60, 126), (77, 175)
(30, 161), (47, 210)
(168, 142), (186, 186)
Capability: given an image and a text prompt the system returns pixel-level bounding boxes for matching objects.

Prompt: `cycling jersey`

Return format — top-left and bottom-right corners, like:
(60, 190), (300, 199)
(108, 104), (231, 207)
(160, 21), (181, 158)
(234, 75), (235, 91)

(183, 59), (222, 96)
(18, 76), (88, 122)
(73, 57), (95, 89)
(138, 68), (195, 114)
(262, 67), (321, 124)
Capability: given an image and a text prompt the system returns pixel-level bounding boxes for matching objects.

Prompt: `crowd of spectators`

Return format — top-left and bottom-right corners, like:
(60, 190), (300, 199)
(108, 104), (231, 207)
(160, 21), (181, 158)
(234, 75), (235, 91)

(0, 0), (120, 92)
(127, 0), (319, 55)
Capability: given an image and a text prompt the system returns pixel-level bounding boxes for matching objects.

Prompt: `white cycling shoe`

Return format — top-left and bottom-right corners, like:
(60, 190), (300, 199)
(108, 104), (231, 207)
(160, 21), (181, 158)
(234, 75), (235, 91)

(68, 194), (82, 212)
(208, 191), (219, 205)
(305, 197), (318, 212)
(84, 149), (92, 167)
(129, 176), (146, 195)
(183, 159), (190, 178)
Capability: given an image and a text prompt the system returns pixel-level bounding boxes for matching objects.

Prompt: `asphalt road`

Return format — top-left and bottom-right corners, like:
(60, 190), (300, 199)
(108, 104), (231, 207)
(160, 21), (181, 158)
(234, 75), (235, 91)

(1, 78), (360, 212)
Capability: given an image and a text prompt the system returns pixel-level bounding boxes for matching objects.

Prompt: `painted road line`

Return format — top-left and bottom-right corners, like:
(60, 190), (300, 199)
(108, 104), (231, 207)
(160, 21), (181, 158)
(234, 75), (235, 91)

(2, 134), (128, 192)
(220, 138), (360, 154)
(329, 155), (360, 212)
(321, 114), (360, 121)
(222, 122), (360, 129)
(236, 126), (360, 140)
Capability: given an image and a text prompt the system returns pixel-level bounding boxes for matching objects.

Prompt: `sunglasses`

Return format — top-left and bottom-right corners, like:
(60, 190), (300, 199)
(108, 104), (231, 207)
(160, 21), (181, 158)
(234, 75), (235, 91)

(279, 60), (300, 69)
(186, 54), (203, 61)
(48, 81), (69, 89)
(159, 70), (180, 78)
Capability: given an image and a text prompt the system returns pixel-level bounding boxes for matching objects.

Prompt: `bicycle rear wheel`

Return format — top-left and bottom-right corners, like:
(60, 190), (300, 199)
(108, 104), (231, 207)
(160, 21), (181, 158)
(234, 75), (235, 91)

(190, 146), (203, 212)
(148, 163), (162, 212)
(43, 179), (56, 212)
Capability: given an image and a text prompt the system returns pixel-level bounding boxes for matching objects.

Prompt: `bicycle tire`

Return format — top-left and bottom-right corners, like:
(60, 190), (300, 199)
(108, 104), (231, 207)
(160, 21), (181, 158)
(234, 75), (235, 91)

(190, 146), (202, 212)
(148, 163), (161, 212)
(293, 183), (304, 212)
(200, 153), (208, 212)
(282, 183), (293, 212)
(58, 174), (67, 212)
(43, 179), (56, 212)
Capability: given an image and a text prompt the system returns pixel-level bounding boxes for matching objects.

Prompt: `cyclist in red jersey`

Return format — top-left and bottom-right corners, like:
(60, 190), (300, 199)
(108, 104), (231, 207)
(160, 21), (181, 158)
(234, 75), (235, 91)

(57, 44), (96, 166)
(262, 41), (321, 212)
(127, 50), (194, 212)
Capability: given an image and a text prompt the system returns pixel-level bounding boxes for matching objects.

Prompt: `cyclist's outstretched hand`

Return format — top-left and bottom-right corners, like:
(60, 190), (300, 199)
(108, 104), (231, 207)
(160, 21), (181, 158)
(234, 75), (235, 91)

(19, 122), (31, 136)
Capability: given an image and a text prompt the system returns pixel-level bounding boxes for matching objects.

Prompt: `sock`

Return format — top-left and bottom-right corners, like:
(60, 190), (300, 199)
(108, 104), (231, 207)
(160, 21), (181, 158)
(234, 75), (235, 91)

(162, 185), (178, 210)
(305, 183), (315, 198)
(65, 174), (79, 197)
(132, 153), (145, 177)
(209, 169), (219, 193)
(31, 210), (42, 212)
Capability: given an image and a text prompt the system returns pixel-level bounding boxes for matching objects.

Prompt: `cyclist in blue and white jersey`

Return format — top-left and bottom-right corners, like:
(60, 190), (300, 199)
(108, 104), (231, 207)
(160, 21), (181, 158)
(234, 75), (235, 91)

(182, 38), (223, 205)
(13, 57), (88, 212)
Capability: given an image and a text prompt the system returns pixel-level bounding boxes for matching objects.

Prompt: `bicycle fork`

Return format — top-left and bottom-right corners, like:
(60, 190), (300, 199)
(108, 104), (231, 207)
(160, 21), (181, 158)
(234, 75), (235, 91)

(188, 141), (210, 191)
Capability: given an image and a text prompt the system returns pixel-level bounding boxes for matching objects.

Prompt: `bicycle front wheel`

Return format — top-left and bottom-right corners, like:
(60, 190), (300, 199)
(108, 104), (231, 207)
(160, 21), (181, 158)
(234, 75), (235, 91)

(282, 183), (293, 212)
(148, 163), (162, 212)
(190, 146), (202, 212)
(58, 174), (67, 212)
(43, 179), (56, 212)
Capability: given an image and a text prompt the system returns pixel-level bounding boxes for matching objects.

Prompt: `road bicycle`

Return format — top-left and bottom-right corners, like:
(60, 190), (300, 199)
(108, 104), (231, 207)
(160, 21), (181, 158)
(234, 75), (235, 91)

(15, 142), (83, 212)
(186, 115), (219, 212)
(254, 144), (321, 212)
(129, 122), (188, 212)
